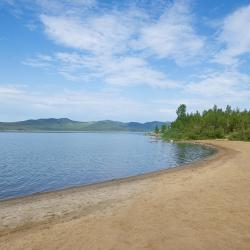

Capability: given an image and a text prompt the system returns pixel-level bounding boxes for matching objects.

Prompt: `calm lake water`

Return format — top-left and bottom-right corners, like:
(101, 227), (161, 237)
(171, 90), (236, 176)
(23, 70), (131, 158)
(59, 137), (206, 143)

(0, 132), (215, 200)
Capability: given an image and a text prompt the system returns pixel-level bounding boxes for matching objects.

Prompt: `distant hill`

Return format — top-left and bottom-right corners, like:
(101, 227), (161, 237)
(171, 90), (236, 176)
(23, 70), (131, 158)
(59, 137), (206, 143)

(0, 118), (168, 132)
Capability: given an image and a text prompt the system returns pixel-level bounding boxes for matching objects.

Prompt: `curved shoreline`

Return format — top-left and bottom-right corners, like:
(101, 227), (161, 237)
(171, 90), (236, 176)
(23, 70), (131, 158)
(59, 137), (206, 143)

(0, 141), (222, 232)
(0, 141), (217, 203)
(1, 140), (249, 250)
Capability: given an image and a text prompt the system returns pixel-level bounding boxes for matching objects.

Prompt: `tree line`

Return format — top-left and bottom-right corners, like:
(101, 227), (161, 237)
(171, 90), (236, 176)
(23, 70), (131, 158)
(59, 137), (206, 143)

(155, 104), (250, 141)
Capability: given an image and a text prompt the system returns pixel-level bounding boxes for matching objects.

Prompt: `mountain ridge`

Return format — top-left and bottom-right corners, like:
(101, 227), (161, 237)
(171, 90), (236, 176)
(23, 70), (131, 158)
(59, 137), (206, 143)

(0, 118), (168, 132)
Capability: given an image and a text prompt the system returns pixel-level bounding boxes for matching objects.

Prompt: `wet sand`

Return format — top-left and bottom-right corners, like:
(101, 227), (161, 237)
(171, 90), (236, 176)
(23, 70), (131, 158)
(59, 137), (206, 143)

(0, 140), (250, 250)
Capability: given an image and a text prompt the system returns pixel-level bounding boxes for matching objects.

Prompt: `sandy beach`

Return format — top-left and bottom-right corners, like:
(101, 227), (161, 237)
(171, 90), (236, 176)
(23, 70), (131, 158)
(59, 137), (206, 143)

(0, 140), (250, 250)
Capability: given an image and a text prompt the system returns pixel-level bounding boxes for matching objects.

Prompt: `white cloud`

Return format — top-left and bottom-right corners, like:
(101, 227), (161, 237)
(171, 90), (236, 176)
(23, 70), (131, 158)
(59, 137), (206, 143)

(135, 0), (205, 64)
(154, 92), (250, 118)
(0, 85), (138, 119)
(23, 54), (53, 69)
(3, 0), (250, 121)
(0, 85), (26, 95)
(152, 69), (250, 116)
(40, 1), (204, 64)
(36, 0), (96, 14)
(0, 85), (173, 121)
(40, 11), (139, 55)
(187, 70), (250, 100)
(214, 4), (250, 65)
(24, 52), (179, 88)
(35, 1), (204, 87)
(103, 56), (179, 88)
(1, 0), (96, 17)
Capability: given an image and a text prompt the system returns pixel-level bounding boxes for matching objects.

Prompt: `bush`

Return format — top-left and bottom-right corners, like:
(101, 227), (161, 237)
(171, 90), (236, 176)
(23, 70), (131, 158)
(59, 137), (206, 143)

(228, 129), (250, 141)
(214, 128), (225, 138)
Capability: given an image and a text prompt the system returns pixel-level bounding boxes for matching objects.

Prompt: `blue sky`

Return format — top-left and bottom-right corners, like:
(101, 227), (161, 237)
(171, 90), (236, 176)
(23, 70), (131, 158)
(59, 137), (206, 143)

(0, 0), (250, 122)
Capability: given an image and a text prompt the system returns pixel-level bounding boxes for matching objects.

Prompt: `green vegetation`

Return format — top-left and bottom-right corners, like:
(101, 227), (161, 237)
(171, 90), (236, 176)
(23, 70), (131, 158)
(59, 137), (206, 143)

(154, 125), (160, 134)
(0, 118), (167, 132)
(161, 104), (250, 141)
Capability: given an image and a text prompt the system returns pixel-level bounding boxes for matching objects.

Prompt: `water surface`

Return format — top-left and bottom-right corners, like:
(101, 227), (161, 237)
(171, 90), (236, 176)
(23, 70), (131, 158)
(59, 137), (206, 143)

(0, 132), (215, 200)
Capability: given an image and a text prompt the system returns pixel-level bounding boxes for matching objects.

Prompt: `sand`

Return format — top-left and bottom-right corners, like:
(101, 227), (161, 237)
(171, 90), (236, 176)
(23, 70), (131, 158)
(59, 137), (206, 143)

(0, 140), (249, 250)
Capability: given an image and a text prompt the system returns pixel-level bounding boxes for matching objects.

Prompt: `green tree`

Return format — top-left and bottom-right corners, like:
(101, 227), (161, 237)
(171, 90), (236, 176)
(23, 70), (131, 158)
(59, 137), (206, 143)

(176, 104), (187, 120)
(161, 124), (167, 133)
(162, 104), (250, 141)
(154, 125), (160, 134)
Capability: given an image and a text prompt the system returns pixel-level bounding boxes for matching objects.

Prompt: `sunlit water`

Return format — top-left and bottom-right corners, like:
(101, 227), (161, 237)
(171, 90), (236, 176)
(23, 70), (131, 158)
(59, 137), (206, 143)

(0, 132), (215, 200)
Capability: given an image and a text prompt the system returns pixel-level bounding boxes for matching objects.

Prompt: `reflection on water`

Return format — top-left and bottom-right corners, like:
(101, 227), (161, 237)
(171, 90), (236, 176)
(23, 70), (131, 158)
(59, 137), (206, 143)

(0, 132), (215, 200)
(174, 143), (209, 165)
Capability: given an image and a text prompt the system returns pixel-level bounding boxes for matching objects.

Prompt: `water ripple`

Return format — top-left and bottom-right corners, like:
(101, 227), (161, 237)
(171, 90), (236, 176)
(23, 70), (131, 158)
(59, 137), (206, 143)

(0, 132), (215, 200)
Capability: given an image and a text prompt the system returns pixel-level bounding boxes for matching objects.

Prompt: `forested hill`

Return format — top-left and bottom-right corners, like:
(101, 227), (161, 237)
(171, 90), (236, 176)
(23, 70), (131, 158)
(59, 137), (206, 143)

(160, 105), (250, 141)
(0, 118), (167, 132)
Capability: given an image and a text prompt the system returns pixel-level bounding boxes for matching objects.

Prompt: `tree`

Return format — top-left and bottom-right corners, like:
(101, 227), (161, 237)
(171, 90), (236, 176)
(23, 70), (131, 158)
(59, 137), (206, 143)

(176, 104), (187, 120)
(154, 125), (159, 134)
(161, 124), (167, 133)
(162, 104), (250, 141)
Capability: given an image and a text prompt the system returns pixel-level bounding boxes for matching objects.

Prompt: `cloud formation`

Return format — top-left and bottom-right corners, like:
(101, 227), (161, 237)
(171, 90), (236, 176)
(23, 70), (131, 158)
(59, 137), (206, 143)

(27, 0), (202, 88)
(136, 1), (204, 64)
(214, 4), (250, 65)
(0, 85), (174, 121)
(1, 0), (250, 121)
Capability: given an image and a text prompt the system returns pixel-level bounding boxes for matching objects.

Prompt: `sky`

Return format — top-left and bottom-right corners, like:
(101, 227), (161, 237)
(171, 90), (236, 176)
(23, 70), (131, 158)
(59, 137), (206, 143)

(0, 0), (250, 122)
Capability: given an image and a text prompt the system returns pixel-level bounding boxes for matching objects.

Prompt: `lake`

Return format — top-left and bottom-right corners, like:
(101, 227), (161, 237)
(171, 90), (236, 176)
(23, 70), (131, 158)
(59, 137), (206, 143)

(0, 132), (215, 200)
